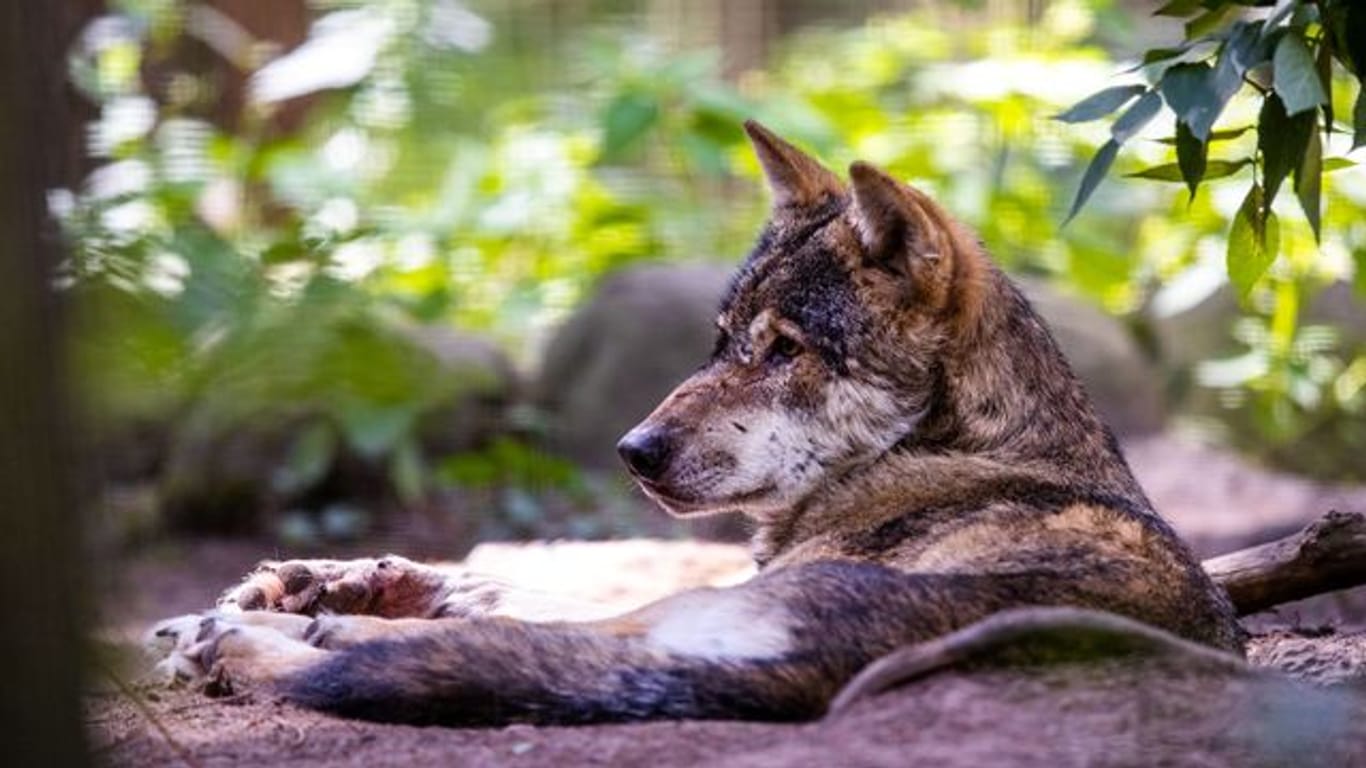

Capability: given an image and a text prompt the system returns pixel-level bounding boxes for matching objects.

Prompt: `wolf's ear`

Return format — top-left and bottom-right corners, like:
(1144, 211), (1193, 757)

(848, 161), (942, 272)
(743, 120), (843, 210)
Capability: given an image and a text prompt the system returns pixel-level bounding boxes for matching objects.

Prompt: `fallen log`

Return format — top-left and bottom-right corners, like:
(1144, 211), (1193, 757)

(1203, 510), (1366, 617)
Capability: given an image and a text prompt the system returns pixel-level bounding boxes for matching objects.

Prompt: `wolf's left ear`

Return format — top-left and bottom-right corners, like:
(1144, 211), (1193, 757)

(744, 120), (844, 211)
(848, 161), (944, 273)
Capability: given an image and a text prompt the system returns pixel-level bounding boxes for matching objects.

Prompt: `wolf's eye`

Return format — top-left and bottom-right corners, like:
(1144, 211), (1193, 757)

(769, 333), (802, 362)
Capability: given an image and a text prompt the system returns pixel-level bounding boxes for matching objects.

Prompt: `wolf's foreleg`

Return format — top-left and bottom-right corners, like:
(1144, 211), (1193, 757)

(216, 554), (614, 622)
(211, 560), (1131, 724)
(146, 611), (320, 688)
(148, 555), (623, 690)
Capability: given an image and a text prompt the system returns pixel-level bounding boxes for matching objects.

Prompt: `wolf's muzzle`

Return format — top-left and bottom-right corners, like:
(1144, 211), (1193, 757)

(617, 425), (676, 482)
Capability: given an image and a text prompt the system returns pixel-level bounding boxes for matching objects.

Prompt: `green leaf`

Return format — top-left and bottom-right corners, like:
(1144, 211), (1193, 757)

(1065, 139), (1119, 224)
(1273, 34), (1329, 116)
(1186, 6), (1234, 40)
(1110, 91), (1163, 143)
(273, 421), (337, 495)
(600, 91), (659, 159)
(1155, 0), (1204, 18)
(340, 402), (417, 459)
(1213, 22), (1265, 100)
(1142, 46), (1193, 66)
(1160, 22), (1263, 141)
(1127, 159), (1248, 181)
(389, 438), (425, 505)
(1260, 0), (1297, 40)
(1317, 37), (1334, 132)
(261, 239), (313, 265)
(1055, 85), (1147, 123)
(1355, 249), (1366, 299)
(1227, 184), (1280, 300)
(1175, 120), (1208, 200)
(435, 451), (500, 489)
(1294, 124), (1322, 241)
(1354, 86), (1366, 150)
(679, 131), (728, 176)
(1161, 63), (1220, 139)
(1324, 157), (1358, 172)
(1258, 92), (1315, 216)
(1156, 126), (1251, 144)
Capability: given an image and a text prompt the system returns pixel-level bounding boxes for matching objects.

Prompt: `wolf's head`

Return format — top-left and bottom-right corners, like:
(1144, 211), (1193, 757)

(618, 121), (990, 519)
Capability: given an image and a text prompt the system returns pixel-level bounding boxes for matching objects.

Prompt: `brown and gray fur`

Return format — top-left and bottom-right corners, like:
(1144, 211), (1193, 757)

(147, 121), (1242, 726)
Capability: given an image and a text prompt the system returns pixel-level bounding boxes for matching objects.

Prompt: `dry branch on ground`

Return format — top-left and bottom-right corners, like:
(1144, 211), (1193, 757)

(1204, 510), (1366, 616)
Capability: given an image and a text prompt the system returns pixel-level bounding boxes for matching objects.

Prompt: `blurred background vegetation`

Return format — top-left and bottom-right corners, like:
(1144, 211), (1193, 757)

(59, 0), (1366, 556)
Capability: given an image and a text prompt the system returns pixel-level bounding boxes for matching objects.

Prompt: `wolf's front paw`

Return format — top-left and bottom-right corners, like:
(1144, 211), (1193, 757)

(146, 613), (218, 685)
(146, 612), (322, 693)
(219, 555), (449, 618)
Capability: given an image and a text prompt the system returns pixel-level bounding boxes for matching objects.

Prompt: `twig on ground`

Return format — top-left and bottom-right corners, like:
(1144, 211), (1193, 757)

(96, 660), (206, 768)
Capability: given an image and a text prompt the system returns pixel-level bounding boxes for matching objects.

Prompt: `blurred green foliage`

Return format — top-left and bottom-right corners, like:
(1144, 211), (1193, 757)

(58, 0), (1366, 538)
(1058, 0), (1366, 472)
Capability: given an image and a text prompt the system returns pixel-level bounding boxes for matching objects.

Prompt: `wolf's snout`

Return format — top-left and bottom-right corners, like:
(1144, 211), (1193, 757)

(617, 426), (675, 481)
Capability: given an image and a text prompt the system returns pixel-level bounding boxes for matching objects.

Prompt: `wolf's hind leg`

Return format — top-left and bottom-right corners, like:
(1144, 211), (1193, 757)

(826, 606), (1249, 714)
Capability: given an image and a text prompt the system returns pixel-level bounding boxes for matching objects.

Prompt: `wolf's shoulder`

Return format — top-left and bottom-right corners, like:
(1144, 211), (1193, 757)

(768, 461), (1185, 571)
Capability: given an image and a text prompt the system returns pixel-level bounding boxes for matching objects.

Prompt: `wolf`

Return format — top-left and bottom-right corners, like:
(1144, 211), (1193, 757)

(148, 121), (1243, 726)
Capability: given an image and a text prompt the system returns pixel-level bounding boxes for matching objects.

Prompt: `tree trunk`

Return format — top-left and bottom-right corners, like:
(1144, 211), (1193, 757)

(0, 1), (90, 765)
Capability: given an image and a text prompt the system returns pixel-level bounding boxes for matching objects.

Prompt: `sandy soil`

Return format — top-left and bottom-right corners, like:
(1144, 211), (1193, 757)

(87, 644), (1366, 767)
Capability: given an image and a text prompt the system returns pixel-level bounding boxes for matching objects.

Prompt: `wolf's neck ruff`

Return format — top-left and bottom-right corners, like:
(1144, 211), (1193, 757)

(748, 260), (1152, 568)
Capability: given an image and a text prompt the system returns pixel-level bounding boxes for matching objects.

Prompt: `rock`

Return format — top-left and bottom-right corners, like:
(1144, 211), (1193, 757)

(399, 324), (517, 457)
(534, 262), (734, 469)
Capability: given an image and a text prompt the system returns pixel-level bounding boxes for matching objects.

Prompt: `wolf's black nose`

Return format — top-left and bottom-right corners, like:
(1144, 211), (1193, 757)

(617, 426), (673, 481)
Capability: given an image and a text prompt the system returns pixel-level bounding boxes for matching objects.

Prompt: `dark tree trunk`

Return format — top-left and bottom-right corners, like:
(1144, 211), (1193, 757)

(0, 1), (91, 765)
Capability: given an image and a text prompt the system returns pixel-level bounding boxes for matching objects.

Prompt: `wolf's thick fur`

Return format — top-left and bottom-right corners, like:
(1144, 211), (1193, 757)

(149, 122), (1242, 725)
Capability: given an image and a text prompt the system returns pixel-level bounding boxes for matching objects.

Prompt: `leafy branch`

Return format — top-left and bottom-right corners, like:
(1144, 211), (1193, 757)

(1061, 0), (1365, 299)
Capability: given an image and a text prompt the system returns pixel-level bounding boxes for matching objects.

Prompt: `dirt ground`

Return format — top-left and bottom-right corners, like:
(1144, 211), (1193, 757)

(87, 434), (1366, 767)
(86, 633), (1366, 768)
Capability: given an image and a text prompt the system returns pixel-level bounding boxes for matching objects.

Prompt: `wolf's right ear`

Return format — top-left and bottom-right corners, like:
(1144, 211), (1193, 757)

(743, 120), (843, 211)
(848, 161), (944, 268)
(847, 160), (966, 308)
